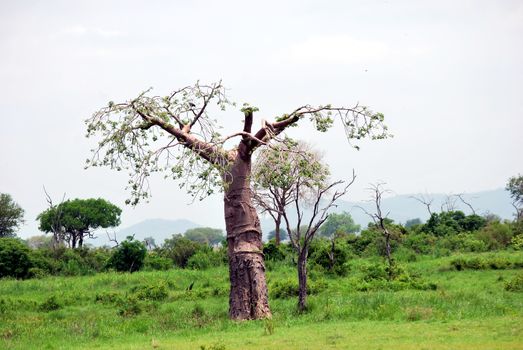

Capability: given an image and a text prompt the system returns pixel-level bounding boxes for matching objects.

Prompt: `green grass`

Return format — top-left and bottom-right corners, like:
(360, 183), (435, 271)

(1, 251), (522, 349)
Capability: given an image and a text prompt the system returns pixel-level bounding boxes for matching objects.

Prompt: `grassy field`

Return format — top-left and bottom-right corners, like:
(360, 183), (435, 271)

(1, 251), (522, 349)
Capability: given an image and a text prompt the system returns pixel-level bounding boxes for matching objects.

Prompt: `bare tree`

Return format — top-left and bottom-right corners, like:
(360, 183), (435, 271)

(409, 193), (434, 216)
(272, 146), (355, 311)
(454, 193), (477, 215)
(41, 186), (66, 249)
(358, 183), (395, 280)
(86, 81), (389, 320)
(441, 194), (458, 212)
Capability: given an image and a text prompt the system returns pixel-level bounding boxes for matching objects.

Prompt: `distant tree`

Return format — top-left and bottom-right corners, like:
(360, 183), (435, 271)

(267, 228), (288, 242)
(160, 234), (205, 268)
(25, 235), (54, 249)
(184, 227), (224, 245)
(422, 210), (486, 236)
(0, 193), (25, 238)
(318, 211), (360, 238)
(107, 236), (147, 272)
(143, 236), (157, 250)
(358, 183), (396, 279)
(38, 198), (121, 248)
(506, 174), (523, 220)
(404, 218), (422, 228)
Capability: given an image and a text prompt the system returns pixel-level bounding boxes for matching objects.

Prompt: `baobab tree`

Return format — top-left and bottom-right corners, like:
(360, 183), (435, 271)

(85, 81), (389, 320)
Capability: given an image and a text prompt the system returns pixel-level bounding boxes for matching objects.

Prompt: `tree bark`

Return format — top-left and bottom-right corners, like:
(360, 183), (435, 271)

(224, 152), (271, 320)
(297, 247), (308, 312)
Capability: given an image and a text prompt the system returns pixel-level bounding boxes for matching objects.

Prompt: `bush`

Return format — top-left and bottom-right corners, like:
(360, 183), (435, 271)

(309, 238), (352, 276)
(39, 296), (61, 312)
(131, 283), (169, 301)
(159, 235), (205, 268)
(512, 235), (523, 250)
(449, 255), (521, 271)
(107, 236), (147, 273)
(144, 252), (172, 271)
(117, 296), (142, 317)
(95, 292), (123, 304)
(477, 221), (513, 250)
(504, 273), (523, 292)
(186, 250), (225, 270)
(270, 278), (326, 299)
(0, 238), (33, 279)
(263, 240), (288, 261)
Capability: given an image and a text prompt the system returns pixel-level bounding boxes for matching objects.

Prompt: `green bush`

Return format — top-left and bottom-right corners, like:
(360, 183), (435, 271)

(187, 249), (225, 270)
(144, 252), (172, 271)
(107, 236), (147, 273)
(131, 282), (169, 301)
(263, 240), (288, 261)
(39, 296), (61, 312)
(512, 234), (523, 250)
(95, 292), (123, 304)
(0, 238), (33, 279)
(117, 296), (142, 317)
(477, 221), (513, 250)
(270, 278), (326, 299)
(309, 238), (352, 276)
(159, 235), (205, 268)
(449, 255), (520, 271)
(504, 273), (523, 292)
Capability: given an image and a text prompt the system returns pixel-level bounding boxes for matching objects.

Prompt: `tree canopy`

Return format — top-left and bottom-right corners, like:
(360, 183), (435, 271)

(183, 227), (224, 245)
(38, 198), (121, 248)
(318, 211), (360, 238)
(0, 193), (25, 238)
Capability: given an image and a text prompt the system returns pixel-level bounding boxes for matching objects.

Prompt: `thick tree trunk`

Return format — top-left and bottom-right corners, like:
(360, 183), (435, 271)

(297, 248), (308, 312)
(224, 153), (271, 320)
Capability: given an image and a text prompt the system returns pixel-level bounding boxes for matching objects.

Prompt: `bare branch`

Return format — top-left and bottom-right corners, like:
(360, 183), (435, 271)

(409, 193), (434, 216)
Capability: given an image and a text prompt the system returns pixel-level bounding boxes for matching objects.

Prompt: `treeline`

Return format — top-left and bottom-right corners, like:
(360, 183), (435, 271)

(1, 208), (522, 280)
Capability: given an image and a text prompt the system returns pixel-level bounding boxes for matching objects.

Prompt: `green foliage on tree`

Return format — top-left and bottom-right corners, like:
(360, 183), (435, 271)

(0, 193), (25, 238)
(184, 227), (224, 246)
(107, 236), (147, 273)
(38, 198), (121, 248)
(318, 212), (360, 238)
(159, 234), (206, 268)
(422, 211), (486, 236)
(0, 238), (33, 279)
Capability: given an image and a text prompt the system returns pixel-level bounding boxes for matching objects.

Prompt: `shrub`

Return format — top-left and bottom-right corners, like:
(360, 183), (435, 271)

(309, 238), (352, 276)
(477, 221), (513, 250)
(405, 306), (433, 321)
(95, 292), (123, 304)
(263, 240), (287, 261)
(107, 236), (147, 273)
(131, 283), (169, 301)
(117, 296), (142, 317)
(510, 234), (523, 250)
(159, 235), (206, 268)
(270, 278), (326, 299)
(144, 253), (172, 271)
(39, 296), (61, 312)
(186, 250), (222, 270)
(449, 255), (520, 271)
(504, 273), (523, 292)
(0, 238), (33, 279)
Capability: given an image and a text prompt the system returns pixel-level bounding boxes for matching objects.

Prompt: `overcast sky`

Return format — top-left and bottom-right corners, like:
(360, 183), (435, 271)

(1, 0), (522, 238)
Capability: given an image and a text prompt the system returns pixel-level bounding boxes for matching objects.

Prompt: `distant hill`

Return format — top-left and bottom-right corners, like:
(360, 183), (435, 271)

(90, 218), (200, 246)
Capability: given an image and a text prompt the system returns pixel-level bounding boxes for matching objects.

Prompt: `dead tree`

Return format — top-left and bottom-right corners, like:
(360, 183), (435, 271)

(280, 155), (355, 311)
(454, 193), (477, 215)
(86, 81), (389, 320)
(409, 193), (434, 216)
(359, 183), (395, 280)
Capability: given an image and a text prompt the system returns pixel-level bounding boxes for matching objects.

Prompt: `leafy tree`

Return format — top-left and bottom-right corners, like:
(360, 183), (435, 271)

(85, 81), (389, 320)
(107, 236), (147, 273)
(267, 228), (288, 242)
(160, 234), (205, 268)
(506, 174), (523, 220)
(422, 210), (486, 236)
(184, 227), (224, 246)
(318, 211), (360, 238)
(405, 218), (422, 228)
(0, 193), (25, 238)
(0, 238), (33, 279)
(38, 198), (121, 248)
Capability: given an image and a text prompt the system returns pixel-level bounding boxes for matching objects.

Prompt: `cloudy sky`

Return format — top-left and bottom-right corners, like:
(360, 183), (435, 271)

(1, 0), (522, 237)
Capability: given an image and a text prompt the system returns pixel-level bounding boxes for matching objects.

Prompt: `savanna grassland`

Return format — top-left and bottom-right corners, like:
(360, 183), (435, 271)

(1, 251), (523, 350)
